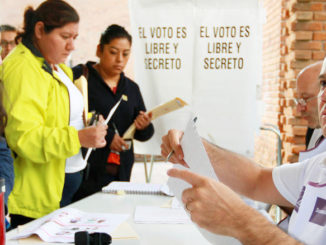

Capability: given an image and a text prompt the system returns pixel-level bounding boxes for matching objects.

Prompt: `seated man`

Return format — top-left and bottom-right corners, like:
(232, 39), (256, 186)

(278, 61), (324, 231)
(295, 61), (323, 149)
(160, 58), (326, 245)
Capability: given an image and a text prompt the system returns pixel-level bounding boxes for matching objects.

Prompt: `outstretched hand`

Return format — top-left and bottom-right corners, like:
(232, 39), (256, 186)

(167, 168), (248, 239)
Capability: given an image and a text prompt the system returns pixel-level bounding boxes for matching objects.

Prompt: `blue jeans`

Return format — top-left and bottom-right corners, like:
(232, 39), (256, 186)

(60, 171), (83, 207)
(0, 137), (14, 209)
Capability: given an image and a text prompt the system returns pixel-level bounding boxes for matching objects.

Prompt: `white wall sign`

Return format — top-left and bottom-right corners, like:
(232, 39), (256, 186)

(129, 0), (263, 157)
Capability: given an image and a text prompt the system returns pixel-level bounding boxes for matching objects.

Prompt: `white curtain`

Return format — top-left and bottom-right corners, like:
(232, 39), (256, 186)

(129, 0), (263, 158)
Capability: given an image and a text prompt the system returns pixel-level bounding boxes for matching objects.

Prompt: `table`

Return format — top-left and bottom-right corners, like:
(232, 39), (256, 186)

(6, 192), (213, 245)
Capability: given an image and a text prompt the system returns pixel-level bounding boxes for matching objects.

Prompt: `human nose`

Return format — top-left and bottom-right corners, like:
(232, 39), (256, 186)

(67, 39), (75, 51)
(116, 53), (123, 62)
(296, 103), (306, 113)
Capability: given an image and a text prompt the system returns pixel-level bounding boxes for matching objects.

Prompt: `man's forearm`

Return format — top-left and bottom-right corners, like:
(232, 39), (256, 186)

(235, 206), (302, 245)
(203, 139), (292, 206)
(202, 139), (265, 195)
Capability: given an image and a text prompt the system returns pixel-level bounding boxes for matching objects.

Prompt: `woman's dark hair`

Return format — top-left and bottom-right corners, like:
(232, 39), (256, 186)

(16, 0), (79, 41)
(99, 24), (132, 51)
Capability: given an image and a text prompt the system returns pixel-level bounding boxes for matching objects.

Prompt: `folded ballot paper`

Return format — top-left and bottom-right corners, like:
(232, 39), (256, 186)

(167, 116), (241, 245)
(11, 208), (129, 243)
(123, 97), (188, 139)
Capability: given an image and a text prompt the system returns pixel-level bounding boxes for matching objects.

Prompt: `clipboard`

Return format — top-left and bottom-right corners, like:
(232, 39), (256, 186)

(122, 97), (188, 139)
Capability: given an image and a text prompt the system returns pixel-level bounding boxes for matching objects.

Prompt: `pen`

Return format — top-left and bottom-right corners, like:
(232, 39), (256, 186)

(113, 123), (125, 151)
(166, 117), (196, 162)
(112, 123), (119, 135)
(88, 111), (97, 126)
(166, 150), (174, 162)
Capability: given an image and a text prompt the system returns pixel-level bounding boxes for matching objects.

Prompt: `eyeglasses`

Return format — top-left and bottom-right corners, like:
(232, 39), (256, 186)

(293, 96), (318, 106)
(0, 40), (16, 47)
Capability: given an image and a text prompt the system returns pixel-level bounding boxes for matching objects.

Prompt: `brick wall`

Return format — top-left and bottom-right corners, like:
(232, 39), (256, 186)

(254, 0), (326, 166)
(254, 0), (283, 167)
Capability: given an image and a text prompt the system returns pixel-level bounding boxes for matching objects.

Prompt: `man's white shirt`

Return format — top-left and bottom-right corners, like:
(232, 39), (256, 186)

(273, 151), (326, 244)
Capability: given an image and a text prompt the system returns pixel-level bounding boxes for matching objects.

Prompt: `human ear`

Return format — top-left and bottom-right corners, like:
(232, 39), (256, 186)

(96, 44), (102, 58)
(34, 21), (45, 40)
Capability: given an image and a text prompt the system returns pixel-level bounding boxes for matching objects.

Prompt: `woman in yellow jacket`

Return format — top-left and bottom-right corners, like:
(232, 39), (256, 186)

(1, 0), (107, 228)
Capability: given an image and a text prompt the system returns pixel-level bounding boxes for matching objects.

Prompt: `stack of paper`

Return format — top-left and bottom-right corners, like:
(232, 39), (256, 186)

(134, 206), (191, 224)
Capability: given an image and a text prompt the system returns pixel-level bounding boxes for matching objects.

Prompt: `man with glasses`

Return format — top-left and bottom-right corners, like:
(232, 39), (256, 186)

(161, 58), (326, 244)
(295, 61), (323, 149)
(276, 61), (323, 232)
(0, 24), (17, 61)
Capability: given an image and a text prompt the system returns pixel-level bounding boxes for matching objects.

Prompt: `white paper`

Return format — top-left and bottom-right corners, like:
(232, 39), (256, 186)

(134, 206), (191, 224)
(167, 116), (241, 245)
(167, 116), (217, 203)
(84, 97), (122, 162)
(104, 97), (122, 125)
(11, 208), (129, 243)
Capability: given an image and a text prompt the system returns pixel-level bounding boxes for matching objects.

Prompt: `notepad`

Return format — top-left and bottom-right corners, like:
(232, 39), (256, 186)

(102, 181), (173, 196)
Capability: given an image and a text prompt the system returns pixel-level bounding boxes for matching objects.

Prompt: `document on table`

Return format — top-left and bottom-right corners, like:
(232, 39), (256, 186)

(167, 116), (241, 245)
(134, 205), (191, 224)
(16, 222), (139, 244)
(11, 208), (129, 243)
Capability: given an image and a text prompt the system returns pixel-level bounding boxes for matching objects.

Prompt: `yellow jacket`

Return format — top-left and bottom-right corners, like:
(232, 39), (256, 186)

(1, 40), (81, 218)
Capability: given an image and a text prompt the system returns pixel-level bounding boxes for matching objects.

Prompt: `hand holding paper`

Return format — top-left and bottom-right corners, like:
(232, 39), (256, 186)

(123, 97), (188, 139)
(134, 111), (152, 130)
(84, 98), (123, 162)
(78, 115), (107, 148)
(161, 129), (186, 166)
(166, 117), (240, 245)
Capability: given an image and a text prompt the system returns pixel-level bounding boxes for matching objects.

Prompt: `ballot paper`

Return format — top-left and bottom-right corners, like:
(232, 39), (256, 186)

(11, 208), (129, 243)
(134, 205), (191, 224)
(84, 97), (123, 162)
(167, 116), (241, 245)
(123, 97), (188, 139)
(167, 116), (217, 203)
